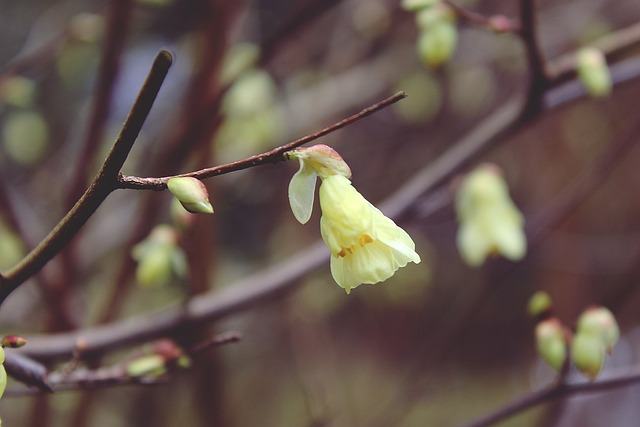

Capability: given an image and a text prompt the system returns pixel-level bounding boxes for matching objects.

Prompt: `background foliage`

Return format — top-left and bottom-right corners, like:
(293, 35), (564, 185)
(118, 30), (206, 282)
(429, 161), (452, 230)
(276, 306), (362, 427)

(1, 0), (640, 426)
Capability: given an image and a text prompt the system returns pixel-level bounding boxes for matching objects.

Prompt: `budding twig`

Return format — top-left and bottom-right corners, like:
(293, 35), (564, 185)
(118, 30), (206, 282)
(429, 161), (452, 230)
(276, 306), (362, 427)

(117, 91), (408, 190)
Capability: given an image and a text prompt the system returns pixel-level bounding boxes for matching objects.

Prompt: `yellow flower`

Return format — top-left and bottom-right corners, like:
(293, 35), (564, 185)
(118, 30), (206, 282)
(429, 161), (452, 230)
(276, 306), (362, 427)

(456, 164), (526, 266)
(319, 175), (421, 293)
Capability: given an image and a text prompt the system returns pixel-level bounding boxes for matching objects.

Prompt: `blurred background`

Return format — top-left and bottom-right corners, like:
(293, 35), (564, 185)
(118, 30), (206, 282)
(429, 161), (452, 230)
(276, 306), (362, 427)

(1, 0), (640, 426)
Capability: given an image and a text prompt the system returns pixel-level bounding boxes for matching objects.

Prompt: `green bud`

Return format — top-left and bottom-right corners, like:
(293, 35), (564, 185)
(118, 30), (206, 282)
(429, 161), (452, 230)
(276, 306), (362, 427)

(571, 331), (605, 380)
(528, 291), (553, 318)
(132, 225), (181, 287)
(126, 354), (167, 378)
(0, 364), (6, 400)
(167, 177), (214, 215)
(535, 318), (568, 371)
(135, 245), (174, 287)
(0, 347), (5, 365)
(401, 0), (439, 12)
(577, 306), (619, 354)
(576, 47), (611, 98)
(417, 21), (458, 68)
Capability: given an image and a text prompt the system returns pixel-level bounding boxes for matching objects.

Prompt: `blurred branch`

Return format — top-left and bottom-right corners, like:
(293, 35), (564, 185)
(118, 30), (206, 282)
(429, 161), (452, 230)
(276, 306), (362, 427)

(117, 91), (408, 190)
(461, 368), (640, 427)
(0, 50), (173, 304)
(547, 20), (640, 84)
(64, 0), (135, 209)
(518, 0), (549, 115)
(443, 0), (520, 33)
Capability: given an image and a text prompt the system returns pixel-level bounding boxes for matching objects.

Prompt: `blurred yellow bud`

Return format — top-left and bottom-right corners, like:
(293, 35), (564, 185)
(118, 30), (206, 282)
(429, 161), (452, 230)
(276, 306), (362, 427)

(571, 331), (605, 380)
(455, 164), (526, 266)
(577, 306), (619, 354)
(126, 354), (167, 378)
(132, 225), (185, 287)
(535, 318), (568, 372)
(528, 291), (553, 318)
(167, 177), (214, 215)
(417, 21), (458, 68)
(576, 47), (612, 98)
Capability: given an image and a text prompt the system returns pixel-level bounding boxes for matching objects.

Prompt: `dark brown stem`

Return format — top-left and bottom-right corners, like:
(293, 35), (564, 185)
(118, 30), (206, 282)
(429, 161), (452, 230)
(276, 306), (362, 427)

(519, 0), (549, 115)
(117, 91), (407, 190)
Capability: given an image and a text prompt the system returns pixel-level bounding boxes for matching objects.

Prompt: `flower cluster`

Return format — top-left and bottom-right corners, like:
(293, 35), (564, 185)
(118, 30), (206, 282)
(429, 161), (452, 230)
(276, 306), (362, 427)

(287, 145), (421, 294)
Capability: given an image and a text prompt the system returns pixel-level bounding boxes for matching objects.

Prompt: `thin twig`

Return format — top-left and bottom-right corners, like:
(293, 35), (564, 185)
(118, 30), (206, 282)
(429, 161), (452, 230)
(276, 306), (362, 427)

(117, 91), (408, 190)
(0, 50), (173, 305)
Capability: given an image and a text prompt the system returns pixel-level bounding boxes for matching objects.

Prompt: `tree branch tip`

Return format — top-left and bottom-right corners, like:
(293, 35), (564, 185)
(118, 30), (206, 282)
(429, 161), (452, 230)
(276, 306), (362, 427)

(157, 49), (174, 66)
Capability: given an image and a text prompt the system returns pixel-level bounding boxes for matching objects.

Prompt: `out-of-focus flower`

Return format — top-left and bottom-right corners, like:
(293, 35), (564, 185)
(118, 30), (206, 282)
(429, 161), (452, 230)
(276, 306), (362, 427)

(132, 225), (187, 287)
(287, 145), (421, 293)
(455, 163), (526, 266)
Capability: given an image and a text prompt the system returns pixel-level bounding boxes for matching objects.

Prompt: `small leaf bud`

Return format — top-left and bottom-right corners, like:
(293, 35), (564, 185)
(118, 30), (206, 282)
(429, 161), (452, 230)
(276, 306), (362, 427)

(417, 21), (458, 68)
(577, 306), (619, 354)
(487, 15), (514, 33)
(126, 354), (167, 378)
(571, 331), (605, 380)
(576, 47), (612, 98)
(528, 291), (553, 319)
(535, 318), (568, 371)
(167, 177), (214, 215)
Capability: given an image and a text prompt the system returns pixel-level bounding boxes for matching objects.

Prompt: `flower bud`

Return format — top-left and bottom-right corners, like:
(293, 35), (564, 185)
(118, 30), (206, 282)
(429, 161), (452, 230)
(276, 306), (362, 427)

(535, 318), (568, 371)
(577, 306), (619, 354)
(571, 331), (605, 380)
(286, 145), (351, 179)
(287, 145), (351, 224)
(167, 177), (214, 214)
(528, 291), (553, 318)
(417, 21), (458, 68)
(1, 335), (27, 348)
(576, 47), (612, 98)
(126, 354), (167, 378)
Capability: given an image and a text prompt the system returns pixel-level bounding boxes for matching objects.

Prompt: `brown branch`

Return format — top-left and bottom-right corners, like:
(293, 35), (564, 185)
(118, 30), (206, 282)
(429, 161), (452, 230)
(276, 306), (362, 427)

(461, 369), (640, 427)
(518, 0), (550, 115)
(117, 91), (408, 190)
(0, 50), (173, 305)
(443, 0), (520, 33)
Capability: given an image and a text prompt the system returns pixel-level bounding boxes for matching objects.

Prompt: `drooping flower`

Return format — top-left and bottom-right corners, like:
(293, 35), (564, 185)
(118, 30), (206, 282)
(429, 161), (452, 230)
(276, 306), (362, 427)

(455, 163), (526, 266)
(287, 145), (421, 293)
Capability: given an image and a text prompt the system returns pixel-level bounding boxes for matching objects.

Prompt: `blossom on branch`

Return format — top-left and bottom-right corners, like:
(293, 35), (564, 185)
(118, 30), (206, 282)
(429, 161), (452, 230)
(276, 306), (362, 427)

(287, 145), (421, 293)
